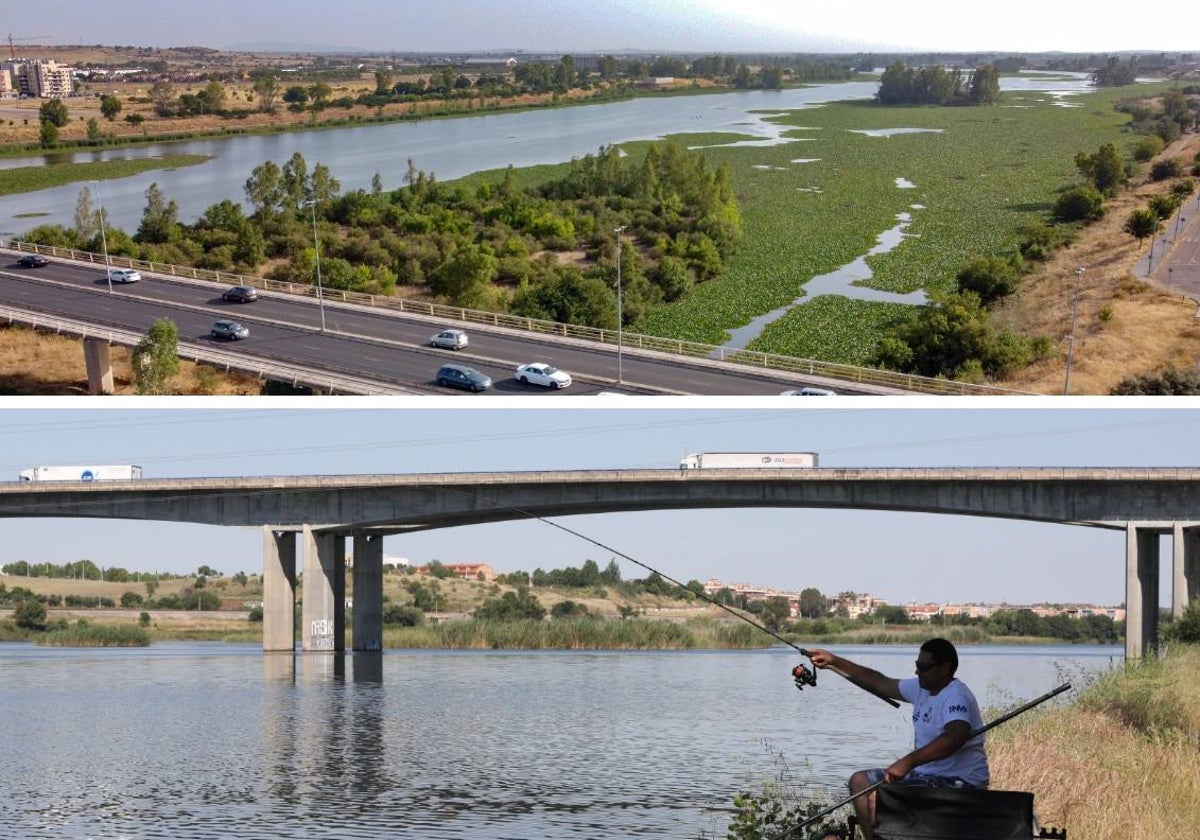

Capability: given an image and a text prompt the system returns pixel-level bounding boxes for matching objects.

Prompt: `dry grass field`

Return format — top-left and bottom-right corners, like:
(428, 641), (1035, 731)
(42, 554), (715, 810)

(994, 130), (1200, 394)
(0, 325), (265, 395)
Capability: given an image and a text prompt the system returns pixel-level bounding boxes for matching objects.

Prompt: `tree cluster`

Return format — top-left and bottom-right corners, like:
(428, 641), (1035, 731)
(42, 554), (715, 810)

(876, 62), (1000, 106)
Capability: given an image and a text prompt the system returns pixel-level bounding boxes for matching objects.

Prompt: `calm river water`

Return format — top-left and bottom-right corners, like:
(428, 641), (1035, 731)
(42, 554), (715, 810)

(0, 74), (1094, 235)
(0, 642), (1115, 839)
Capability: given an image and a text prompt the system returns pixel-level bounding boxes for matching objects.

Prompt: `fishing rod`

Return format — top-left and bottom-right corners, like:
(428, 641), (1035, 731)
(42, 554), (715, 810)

(775, 681), (1073, 839)
(523, 512), (900, 708)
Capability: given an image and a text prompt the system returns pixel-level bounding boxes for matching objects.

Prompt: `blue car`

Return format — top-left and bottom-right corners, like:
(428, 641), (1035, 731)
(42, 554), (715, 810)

(436, 364), (491, 393)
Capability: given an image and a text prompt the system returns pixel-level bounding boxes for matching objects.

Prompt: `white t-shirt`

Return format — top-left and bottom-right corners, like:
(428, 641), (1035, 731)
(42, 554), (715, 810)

(897, 676), (989, 787)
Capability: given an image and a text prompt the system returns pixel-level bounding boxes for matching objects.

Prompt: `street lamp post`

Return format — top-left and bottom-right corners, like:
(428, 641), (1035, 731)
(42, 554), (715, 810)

(614, 225), (626, 384)
(304, 200), (327, 333)
(92, 180), (113, 294)
(1063, 265), (1085, 395)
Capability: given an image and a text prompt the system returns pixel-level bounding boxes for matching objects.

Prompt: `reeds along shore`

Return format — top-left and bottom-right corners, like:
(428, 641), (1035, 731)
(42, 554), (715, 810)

(989, 645), (1200, 840)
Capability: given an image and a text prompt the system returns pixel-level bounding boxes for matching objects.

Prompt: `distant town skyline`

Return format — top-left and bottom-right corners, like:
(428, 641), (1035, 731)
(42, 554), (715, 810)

(12, 1), (1200, 54)
(1, 403), (1196, 608)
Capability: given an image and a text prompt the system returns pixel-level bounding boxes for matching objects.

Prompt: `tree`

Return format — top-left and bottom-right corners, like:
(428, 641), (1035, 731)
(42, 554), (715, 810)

(550, 600), (589, 618)
(428, 243), (498, 307)
(1165, 599), (1200, 643)
(199, 81), (226, 113)
(1123, 207), (1161, 246)
(149, 80), (176, 116)
(38, 121), (58, 148)
(136, 182), (180, 244)
(132, 317), (180, 395)
(955, 255), (1022, 305)
(798, 587), (828, 619)
(760, 596), (792, 631)
(1075, 144), (1125, 196)
(86, 117), (101, 141)
(73, 186), (99, 242)
(475, 587), (546, 621)
(251, 68), (280, 113)
(14, 598), (46, 630)
(39, 98), (70, 127)
(145, 579), (159, 599)
(99, 94), (122, 121)
(244, 160), (284, 218)
(967, 64), (1000, 105)
(374, 68), (395, 95)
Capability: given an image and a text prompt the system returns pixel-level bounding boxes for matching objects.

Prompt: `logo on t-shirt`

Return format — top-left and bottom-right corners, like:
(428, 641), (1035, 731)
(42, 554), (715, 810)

(948, 703), (968, 715)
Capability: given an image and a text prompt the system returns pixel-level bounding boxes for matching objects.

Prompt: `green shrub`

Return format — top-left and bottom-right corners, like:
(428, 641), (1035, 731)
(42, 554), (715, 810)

(1053, 185), (1105, 222)
(14, 598), (46, 630)
(382, 603), (423, 626)
(1150, 158), (1183, 181)
(1133, 135), (1165, 161)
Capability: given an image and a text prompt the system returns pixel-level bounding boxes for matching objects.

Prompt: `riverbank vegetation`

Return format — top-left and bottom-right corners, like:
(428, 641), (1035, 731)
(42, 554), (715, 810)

(989, 642), (1200, 840)
(0, 154), (211, 198)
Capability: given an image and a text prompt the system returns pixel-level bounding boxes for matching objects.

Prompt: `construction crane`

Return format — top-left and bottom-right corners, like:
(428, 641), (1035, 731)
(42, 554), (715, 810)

(7, 34), (50, 61)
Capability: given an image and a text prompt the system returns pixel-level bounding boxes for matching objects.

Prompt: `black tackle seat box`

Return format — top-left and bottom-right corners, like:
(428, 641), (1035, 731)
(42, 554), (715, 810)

(874, 783), (1034, 840)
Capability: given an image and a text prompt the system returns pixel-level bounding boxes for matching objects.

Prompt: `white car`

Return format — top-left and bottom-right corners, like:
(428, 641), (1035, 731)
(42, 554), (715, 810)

(429, 329), (469, 350)
(516, 362), (572, 390)
(107, 268), (141, 284)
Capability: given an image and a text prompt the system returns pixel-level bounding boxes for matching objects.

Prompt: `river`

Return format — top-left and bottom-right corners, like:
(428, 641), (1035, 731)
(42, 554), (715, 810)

(0, 74), (1095, 236)
(0, 642), (1115, 839)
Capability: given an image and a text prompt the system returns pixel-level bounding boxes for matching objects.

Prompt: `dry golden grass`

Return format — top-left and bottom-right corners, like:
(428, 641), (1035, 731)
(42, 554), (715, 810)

(990, 648), (1200, 839)
(995, 131), (1200, 394)
(0, 325), (264, 395)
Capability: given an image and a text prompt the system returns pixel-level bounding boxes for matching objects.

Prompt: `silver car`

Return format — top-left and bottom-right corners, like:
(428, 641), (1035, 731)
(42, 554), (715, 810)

(429, 329), (469, 349)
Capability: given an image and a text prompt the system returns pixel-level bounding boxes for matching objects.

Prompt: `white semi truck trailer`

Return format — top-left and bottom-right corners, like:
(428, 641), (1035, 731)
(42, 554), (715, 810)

(679, 452), (818, 470)
(18, 465), (143, 482)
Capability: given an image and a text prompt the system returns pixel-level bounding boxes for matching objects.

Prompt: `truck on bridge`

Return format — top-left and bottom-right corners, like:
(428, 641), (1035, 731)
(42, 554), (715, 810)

(18, 465), (143, 482)
(679, 452), (818, 470)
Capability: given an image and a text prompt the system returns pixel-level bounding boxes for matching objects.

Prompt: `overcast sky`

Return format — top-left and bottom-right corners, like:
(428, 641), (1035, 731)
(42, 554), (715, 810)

(12, 1), (1199, 54)
(2, 401), (1198, 608)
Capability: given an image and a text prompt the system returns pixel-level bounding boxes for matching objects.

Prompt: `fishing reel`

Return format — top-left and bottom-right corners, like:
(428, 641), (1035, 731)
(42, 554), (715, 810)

(792, 661), (817, 692)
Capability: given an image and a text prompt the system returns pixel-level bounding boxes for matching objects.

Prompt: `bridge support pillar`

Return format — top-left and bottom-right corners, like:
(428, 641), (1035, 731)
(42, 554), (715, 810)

(352, 532), (384, 651)
(301, 526), (345, 652)
(1125, 525), (1161, 659)
(262, 528), (297, 652)
(1173, 523), (1200, 619)
(83, 338), (114, 395)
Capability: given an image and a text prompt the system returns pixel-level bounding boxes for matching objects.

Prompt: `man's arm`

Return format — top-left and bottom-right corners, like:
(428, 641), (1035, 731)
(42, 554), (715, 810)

(884, 720), (972, 782)
(806, 649), (903, 702)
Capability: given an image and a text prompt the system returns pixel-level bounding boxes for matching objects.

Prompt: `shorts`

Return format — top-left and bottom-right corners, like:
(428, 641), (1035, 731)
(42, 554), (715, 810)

(860, 768), (986, 789)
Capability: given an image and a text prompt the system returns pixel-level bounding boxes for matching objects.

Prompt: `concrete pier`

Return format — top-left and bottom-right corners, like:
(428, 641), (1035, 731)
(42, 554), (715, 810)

(301, 526), (344, 652)
(83, 338), (114, 394)
(263, 528), (297, 652)
(352, 532), (384, 652)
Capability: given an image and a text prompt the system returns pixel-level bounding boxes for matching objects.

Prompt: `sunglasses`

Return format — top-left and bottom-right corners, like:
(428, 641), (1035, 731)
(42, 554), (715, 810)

(914, 660), (939, 673)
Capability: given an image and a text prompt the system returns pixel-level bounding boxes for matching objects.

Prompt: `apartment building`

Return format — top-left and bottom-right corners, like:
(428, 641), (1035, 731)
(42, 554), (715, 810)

(1, 59), (74, 98)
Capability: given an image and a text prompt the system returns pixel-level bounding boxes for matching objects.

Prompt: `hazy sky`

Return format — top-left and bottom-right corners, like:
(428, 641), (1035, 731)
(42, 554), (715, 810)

(2, 401), (1198, 608)
(13, 0), (1200, 54)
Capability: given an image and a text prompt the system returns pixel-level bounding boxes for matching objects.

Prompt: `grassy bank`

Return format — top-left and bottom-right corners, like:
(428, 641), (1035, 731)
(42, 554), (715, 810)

(0, 154), (212, 198)
(990, 645), (1200, 839)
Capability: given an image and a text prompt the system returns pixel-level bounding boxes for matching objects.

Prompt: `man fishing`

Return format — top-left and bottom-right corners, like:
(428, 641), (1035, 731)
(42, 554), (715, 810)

(806, 638), (989, 840)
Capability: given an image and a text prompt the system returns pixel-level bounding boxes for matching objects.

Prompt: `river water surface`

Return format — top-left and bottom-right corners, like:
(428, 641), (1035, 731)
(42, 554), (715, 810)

(0, 642), (1115, 839)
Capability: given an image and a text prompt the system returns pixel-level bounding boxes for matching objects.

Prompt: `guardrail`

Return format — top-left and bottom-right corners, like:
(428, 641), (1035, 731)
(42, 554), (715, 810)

(3, 241), (1029, 395)
(0, 304), (412, 395)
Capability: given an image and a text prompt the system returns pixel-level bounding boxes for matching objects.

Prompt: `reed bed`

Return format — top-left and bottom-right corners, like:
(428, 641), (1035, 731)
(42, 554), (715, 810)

(38, 623), (151, 647)
(382, 616), (772, 650)
(989, 645), (1200, 840)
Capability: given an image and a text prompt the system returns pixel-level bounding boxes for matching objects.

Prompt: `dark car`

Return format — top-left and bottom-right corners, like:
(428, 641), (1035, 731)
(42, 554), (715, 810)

(211, 319), (250, 341)
(222, 285), (259, 303)
(436, 364), (491, 393)
(16, 254), (49, 268)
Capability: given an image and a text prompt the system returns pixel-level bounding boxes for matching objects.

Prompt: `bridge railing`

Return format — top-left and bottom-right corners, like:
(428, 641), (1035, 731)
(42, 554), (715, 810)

(4, 241), (1028, 396)
(0, 303), (411, 395)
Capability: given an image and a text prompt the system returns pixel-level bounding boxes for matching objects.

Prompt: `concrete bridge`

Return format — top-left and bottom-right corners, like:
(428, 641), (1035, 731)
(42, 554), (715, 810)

(3, 467), (1198, 659)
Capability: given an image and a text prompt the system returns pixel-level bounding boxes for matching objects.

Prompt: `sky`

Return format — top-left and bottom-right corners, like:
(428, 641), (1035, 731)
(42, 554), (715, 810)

(12, 0), (1200, 55)
(2, 399), (1199, 608)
